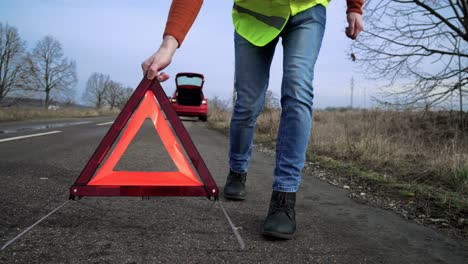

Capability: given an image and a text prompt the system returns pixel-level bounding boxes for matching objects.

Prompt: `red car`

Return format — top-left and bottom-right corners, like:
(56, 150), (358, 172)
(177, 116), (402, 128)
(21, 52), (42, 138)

(170, 72), (208, 121)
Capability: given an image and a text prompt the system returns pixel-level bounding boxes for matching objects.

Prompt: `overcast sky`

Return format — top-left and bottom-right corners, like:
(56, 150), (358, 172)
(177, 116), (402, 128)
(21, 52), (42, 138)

(1, 0), (373, 108)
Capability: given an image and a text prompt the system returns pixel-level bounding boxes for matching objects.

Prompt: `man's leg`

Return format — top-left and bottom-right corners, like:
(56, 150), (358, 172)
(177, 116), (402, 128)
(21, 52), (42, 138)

(263, 5), (327, 238)
(224, 32), (278, 200)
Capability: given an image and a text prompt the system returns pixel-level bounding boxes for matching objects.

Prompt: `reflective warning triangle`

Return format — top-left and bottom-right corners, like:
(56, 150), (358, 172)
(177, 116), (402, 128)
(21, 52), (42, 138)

(70, 78), (219, 199)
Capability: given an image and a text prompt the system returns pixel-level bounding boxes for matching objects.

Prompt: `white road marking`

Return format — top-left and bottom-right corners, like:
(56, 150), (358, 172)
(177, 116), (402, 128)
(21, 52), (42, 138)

(96, 121), (114, 126)
(0, 130), (61, 143)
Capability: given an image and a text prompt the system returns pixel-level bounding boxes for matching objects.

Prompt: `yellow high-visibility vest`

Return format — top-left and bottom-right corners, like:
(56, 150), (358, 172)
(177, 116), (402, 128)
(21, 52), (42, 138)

(232, 0), (330, 46)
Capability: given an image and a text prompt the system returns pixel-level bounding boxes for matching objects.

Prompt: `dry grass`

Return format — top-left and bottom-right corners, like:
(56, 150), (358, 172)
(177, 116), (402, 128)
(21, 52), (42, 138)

(0, 107), (119, 122)
(310, 110), (468, 194)
(208, 103), (468, 212)
(309, 110), (468, 217)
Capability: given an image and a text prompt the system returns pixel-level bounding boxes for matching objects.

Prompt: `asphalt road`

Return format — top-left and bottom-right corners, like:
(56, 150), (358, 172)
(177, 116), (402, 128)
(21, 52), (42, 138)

(0, 116), (467, 263)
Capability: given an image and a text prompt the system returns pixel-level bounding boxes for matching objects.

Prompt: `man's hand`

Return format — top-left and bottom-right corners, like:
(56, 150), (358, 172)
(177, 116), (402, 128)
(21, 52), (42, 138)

(346, 12), (363, 40)
(142, 35), (179, 81)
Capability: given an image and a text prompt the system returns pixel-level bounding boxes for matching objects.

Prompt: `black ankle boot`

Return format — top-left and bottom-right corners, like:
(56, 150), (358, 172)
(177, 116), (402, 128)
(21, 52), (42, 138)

(223, 170), (247, 200)
(262, 191), (296, 239)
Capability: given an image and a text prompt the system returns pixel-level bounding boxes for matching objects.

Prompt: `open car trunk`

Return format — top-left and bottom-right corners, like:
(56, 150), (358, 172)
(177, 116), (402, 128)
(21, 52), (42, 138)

(175, 73), (204, 106)
(176, 88), (203, 106)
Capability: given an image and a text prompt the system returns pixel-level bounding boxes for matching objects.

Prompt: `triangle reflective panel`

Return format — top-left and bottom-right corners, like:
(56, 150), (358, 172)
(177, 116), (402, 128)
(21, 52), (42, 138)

(70, 78), (219, 199)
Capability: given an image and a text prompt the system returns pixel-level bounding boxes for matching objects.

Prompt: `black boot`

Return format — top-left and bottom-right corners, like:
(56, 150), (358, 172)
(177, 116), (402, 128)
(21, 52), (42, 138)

(223, 170), (247, 200)
(262, 191), (296, 239)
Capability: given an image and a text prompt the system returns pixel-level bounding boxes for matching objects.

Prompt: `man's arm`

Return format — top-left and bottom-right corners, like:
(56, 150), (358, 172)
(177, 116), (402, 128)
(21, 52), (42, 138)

(142, 0), (203, 81)
(346, 0), (364, 40)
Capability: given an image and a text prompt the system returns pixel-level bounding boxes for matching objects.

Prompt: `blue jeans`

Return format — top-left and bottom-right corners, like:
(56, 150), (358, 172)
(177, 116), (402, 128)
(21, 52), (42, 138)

(229, 5), (326, 192)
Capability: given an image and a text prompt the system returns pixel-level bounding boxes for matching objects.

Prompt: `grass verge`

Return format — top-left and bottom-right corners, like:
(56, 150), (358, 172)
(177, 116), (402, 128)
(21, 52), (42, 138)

(0, 107), (119, 122)
(314, 155), (467, 218)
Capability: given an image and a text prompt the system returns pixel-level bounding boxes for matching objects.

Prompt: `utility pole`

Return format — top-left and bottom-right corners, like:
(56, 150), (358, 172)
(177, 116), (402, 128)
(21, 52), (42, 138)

(232, 61), (237, 110)
(457, 38), (464, 134)
(350, 76), (354, 109)
(363, 86), (367, 109)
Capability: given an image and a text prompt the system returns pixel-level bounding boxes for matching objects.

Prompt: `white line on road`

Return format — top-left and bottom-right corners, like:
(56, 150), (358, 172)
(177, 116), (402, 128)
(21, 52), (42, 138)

(96, 121), (114, 126)
(0, 130), (61, 143)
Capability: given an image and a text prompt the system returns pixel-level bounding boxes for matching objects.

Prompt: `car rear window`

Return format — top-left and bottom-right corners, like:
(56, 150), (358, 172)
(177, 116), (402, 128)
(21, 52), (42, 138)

(177, 75), (203, 87)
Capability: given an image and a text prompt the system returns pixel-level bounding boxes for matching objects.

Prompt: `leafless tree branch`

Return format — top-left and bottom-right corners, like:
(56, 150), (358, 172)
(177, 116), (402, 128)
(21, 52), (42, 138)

(353, 0), (467, 110)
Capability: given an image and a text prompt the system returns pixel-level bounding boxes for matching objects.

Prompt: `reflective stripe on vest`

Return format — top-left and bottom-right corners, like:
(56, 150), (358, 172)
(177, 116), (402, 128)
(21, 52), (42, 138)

(233, 3), (286, 30)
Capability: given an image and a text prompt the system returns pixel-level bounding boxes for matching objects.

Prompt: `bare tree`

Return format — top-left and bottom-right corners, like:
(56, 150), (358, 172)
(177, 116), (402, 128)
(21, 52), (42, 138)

(0, 23), (26, 102)
(24, 36), (77, 108)
(83, 72), (110, 109)
(352, 0), (467, 110)
(104, 80), (123, 110)
(264, 90), (280, 112)
(116, 86), (133, 109)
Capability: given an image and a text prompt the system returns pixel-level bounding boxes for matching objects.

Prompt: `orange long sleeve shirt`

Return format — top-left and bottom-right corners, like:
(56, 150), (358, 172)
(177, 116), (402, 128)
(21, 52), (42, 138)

(164, 0), (364, 47)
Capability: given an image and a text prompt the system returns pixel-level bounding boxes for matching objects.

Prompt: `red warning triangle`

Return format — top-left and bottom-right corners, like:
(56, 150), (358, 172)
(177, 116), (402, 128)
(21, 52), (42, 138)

(88, 90), (201, 187)
(70, 78), (218, 199)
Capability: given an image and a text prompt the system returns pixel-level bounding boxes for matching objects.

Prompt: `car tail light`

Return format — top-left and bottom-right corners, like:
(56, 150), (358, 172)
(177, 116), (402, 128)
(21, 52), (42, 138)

(202, 99), (207, 105)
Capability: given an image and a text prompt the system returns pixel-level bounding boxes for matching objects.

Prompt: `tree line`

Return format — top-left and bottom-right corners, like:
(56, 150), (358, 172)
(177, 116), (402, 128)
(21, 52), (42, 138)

(0, 23), (77, 108)
(0, 23), (133, 109)
(82, 72), (133, 110)
(3, 1), (466, 113)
